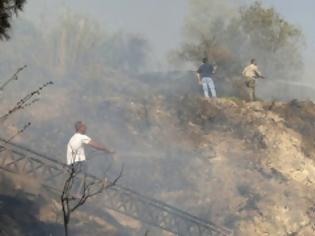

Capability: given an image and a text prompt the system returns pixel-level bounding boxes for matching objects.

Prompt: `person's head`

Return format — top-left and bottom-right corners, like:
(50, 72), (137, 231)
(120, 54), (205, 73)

(202, 57), (208, 64)
(250, 58), (256, 65)
(75, 121), (87, 134)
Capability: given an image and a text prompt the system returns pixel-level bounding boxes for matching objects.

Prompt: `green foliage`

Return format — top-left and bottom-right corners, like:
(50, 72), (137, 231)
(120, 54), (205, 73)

(172, 0), (304, 81)
(240, 2), (302, 52)
(0, 0), (26, 40)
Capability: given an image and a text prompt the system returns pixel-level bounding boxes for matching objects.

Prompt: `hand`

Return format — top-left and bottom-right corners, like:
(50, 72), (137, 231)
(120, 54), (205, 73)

(109, 151), (117, 161)
(198, 80), (202, 85)
(260, 76), (265, 79)
(101, 147), (115, 154)
(108, 150), (116, 155)
(110, 151), (117, 162)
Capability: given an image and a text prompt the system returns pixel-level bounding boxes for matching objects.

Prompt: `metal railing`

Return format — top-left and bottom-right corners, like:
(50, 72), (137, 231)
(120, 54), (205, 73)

(0, 138), (233, 236)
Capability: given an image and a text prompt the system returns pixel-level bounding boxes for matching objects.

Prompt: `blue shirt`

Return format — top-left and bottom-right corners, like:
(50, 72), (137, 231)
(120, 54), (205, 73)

(197, 63), (214, 78)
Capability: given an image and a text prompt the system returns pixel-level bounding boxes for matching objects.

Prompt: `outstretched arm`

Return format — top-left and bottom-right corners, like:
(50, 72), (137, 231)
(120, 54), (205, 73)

(87, 140), (115, 154)
(254, 66), (263, 78)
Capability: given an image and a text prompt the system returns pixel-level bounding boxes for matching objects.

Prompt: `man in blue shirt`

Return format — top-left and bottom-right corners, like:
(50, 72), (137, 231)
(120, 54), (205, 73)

(196, 57), (217, 98)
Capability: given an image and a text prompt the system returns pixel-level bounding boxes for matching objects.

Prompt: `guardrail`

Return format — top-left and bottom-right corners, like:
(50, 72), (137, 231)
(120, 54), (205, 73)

(0, 138), (233, 236)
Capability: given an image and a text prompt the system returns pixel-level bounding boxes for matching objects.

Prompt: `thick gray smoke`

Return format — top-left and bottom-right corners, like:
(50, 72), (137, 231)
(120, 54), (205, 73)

(170, 0), (315, 101)
(1, 1), (315, 234)
(0, 10), (200, 206)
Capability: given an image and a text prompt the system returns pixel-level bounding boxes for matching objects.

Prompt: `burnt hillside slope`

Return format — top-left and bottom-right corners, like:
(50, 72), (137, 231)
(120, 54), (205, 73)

(2, 70), (315, 235)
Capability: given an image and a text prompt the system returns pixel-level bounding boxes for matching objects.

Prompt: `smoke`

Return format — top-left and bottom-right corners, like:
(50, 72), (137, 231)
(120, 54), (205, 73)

(1, 2), (315, 234)
(0, 9), (200, 200)
(171, 0), (315, 101)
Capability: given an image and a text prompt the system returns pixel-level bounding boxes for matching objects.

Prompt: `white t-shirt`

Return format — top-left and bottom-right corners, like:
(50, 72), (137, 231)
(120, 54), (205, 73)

(66, 133), (91, 165)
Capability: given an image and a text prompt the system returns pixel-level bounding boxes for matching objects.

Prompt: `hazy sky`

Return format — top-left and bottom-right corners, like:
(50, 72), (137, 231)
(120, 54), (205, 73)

(19, 0), (315, 73)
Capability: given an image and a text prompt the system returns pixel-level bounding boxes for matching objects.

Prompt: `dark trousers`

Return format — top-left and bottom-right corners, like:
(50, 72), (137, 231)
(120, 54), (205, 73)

(70, 161), (87, 174)
(69, 161), (87, 196)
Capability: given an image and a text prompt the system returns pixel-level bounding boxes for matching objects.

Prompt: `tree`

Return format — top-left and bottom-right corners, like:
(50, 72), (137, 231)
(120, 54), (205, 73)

(238, 2), (303, 79)
(0, 11), (150, 78)
(0, 0), (26, 40)
(98, 32), (150, 73)
(171, 0), (304, 81)
(61, 162), (123, 236)
(0, 0), (38, 141)
(47, 12), (104, 76)
(43, 11), (150, 76)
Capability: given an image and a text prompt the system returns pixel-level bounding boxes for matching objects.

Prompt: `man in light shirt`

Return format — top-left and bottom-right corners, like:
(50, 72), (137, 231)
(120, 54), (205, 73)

(66, 121), (115, 173)
(242, 58), (265, 101)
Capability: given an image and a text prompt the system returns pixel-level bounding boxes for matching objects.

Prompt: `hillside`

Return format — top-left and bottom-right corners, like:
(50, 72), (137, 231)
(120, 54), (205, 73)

(173, 97), (315, 235)
(101, 92), (315, 235)
(2, 71), (315, 235)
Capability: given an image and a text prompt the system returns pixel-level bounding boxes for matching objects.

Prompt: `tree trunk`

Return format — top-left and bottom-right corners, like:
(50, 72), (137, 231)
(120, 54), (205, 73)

(64, 219), (69, 236)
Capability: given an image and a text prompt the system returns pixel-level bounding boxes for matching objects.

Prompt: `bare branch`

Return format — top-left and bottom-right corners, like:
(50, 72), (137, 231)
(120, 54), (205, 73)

(4, 122), (31, 144)
(106, 164), (124, 188)
(60, 161), (123, 235)
(0, 65), (27, 91)
(0, 81), (53, 122)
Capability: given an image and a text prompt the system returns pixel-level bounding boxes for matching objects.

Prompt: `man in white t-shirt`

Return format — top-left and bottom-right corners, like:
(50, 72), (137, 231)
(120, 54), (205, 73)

(66, 121), (115, 173)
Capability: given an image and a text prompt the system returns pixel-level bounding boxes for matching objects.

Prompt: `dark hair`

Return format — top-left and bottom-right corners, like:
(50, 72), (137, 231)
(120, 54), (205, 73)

(202, 57), (208, 63)
(74, 121), (83, 131)
(250, 58), (256, 64)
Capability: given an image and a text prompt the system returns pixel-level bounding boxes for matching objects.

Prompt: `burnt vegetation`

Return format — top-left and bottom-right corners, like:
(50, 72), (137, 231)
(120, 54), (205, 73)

(1, 0), (315, 236)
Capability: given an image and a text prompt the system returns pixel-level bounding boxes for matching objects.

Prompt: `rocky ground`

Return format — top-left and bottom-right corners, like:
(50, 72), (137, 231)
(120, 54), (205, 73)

(164, 97), (315, 236)
(90, 93), (315, 236)
(2, 71), (315, 235)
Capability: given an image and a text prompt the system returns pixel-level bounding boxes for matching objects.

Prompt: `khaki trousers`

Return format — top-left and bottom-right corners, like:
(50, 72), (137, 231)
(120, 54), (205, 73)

(244, 77), (256, 101)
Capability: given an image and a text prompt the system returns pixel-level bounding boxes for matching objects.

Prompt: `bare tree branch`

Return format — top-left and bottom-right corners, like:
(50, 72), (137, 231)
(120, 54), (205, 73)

(0, 66), (53, 158)
(4, 122), (31, 144)
(60, 161), (123, 236)
(0, 64), (27, 91)
(0, 81), (53, 122)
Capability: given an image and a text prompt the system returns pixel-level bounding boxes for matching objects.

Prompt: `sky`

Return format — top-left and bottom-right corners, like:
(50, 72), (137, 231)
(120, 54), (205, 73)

(17, 0), (315, 75)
